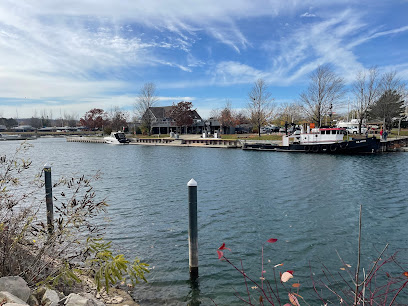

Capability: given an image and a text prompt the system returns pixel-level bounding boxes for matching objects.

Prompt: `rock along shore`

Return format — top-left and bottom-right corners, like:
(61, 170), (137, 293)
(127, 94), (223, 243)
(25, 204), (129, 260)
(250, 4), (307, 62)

(0, 276), (139, 306)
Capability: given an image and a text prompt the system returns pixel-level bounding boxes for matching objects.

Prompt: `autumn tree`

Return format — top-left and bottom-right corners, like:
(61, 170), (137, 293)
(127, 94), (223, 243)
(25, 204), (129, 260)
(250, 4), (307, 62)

(299, 64), (345, 127)
(170, 101), (195, 134)
(134, 82), (159, 135)
(235, 111), (250, 125)
(219, 101), (239, 134)
(353, 67), (381, 133)
(79, 108), (108, 130)
(247, 78), (275, 136)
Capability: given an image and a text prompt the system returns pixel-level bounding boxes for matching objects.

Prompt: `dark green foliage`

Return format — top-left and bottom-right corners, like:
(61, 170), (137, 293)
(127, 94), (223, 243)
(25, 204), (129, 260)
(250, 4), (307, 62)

(0, 117), (18, 128)
(369, 90), (404, 129)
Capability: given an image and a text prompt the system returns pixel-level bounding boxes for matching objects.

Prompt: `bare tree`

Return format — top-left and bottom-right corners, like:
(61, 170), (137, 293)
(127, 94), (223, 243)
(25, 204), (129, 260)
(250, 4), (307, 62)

(64, 112), (78, 127)
(299, 64), (345, 127)
(247, 79), (275, 136)
(134, 82), (159, 135)
(352, 67), (381, 133)
(109, 106), (129, 132)
(380, 71), (406, 94)
(277, 101), (304, 125)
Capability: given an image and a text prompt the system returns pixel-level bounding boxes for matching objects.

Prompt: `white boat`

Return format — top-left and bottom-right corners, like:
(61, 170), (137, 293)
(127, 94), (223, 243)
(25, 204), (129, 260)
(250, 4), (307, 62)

(104, 132), (130, 144)
(243, 126), (380, 153)
(0, 134), (36, 140)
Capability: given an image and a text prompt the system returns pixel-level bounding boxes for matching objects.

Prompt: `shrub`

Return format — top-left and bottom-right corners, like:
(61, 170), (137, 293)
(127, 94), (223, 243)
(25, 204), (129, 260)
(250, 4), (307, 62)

(0, 143), (148, 292)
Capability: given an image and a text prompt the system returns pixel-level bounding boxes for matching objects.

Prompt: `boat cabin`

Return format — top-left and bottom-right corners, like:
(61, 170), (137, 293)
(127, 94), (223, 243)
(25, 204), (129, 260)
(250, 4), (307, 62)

(282, 127), (346, 146)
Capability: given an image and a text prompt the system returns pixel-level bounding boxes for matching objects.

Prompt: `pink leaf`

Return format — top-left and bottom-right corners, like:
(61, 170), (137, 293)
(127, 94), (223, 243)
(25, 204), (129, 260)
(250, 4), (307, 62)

(218, 242), (231, 251)
(281, 271), (294, 282)
(288, 292), (300, 306)
(217, 250), (224, 260)
(267, 238), (278, 243)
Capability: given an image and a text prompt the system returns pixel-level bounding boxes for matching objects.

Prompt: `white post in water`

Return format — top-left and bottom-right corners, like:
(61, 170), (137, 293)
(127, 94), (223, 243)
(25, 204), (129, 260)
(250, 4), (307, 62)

(44, 164), (54, 234)
(187, 178), (198, 280)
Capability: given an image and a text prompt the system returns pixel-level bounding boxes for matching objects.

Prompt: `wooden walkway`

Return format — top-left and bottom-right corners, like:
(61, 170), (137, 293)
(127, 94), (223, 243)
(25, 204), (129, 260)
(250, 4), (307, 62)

(380, 136), (408, 152)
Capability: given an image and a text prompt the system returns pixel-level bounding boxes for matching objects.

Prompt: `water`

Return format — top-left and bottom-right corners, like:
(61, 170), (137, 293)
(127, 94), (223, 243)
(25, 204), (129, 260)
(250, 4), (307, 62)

(1, 138), (408, 305)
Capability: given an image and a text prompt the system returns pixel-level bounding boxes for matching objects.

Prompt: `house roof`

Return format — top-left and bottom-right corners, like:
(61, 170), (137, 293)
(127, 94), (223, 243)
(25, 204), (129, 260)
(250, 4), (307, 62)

(149, 106), (174, 119)
(149, 105), (202, 120)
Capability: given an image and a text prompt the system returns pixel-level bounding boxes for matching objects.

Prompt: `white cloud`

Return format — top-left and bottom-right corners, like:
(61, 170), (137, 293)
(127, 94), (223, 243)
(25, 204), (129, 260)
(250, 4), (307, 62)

(348, 25), (408, 49)
(264, 9), (366, 84)
(300, 12), (316, 18)
(212, 61), (269, 84)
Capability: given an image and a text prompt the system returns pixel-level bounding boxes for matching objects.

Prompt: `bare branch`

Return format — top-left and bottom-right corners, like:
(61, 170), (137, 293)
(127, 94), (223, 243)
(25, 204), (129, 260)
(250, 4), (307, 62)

(134, 82), (159, 135)
(247, 78), (275, 136)
(299, 64), (345, 127)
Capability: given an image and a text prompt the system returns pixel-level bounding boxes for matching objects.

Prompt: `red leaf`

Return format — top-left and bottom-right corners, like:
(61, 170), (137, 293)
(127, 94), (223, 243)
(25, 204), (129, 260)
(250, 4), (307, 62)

(218, 243), (231, 251)
(287, 270), (294, 275)
(267, 238), (278, 243)
(403, 272), (408, 278)
(217, 250), (224, 260)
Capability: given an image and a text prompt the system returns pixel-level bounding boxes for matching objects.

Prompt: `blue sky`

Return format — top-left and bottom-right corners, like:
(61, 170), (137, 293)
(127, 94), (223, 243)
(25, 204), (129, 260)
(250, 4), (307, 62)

(0, 0), (407, 119)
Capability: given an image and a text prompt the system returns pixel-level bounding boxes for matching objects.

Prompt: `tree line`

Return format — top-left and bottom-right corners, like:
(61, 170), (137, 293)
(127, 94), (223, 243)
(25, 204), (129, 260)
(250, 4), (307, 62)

(132, 65), (406, 137)
(9, 65), (405, 135)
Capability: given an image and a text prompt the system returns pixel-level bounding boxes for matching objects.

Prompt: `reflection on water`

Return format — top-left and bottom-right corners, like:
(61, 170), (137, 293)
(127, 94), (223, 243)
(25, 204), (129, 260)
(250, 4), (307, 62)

(1, 138), (408, 305)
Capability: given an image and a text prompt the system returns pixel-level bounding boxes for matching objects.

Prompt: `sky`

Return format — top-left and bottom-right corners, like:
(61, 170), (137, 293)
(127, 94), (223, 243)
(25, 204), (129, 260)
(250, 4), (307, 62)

(0, 0), (408, 120)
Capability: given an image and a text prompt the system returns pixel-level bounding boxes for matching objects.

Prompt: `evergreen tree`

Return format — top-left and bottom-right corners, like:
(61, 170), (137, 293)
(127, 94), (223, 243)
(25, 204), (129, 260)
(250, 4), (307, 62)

(369, 90), (404, 130)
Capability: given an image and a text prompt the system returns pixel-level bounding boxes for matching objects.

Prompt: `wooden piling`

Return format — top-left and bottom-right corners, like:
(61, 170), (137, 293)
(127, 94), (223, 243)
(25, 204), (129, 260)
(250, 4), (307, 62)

(44, 164), (54, 234)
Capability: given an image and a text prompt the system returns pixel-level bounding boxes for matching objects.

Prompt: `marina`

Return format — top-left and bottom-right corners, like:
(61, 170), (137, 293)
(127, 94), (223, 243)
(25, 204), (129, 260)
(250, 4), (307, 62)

(65, 133), (408, 153)
(1, 137), (408, 305)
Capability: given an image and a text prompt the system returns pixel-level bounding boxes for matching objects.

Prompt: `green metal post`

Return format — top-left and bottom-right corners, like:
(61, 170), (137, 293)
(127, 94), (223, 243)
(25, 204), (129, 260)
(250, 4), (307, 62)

(188, 178), (198, 280)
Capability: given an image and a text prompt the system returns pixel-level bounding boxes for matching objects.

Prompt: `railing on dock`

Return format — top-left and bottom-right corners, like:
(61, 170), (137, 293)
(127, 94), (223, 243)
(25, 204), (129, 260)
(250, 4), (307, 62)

(132, 138), (241, 148)
(66, 137), (105, 143)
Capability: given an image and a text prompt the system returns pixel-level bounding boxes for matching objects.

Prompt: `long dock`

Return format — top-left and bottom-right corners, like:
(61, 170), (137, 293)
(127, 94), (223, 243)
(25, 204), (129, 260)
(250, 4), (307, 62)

(66, 135), (408, 152)
(380, 136), (408, 152)
(66, 136), (241, 148)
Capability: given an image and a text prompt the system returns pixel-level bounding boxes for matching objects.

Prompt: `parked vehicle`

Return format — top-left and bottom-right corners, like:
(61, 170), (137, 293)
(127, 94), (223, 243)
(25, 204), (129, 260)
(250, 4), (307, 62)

(347, 127), (368, 134)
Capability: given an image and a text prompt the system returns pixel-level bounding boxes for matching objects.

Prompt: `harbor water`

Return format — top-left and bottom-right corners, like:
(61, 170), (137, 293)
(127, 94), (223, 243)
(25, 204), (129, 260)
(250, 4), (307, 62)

(1, 138), (408, 305)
